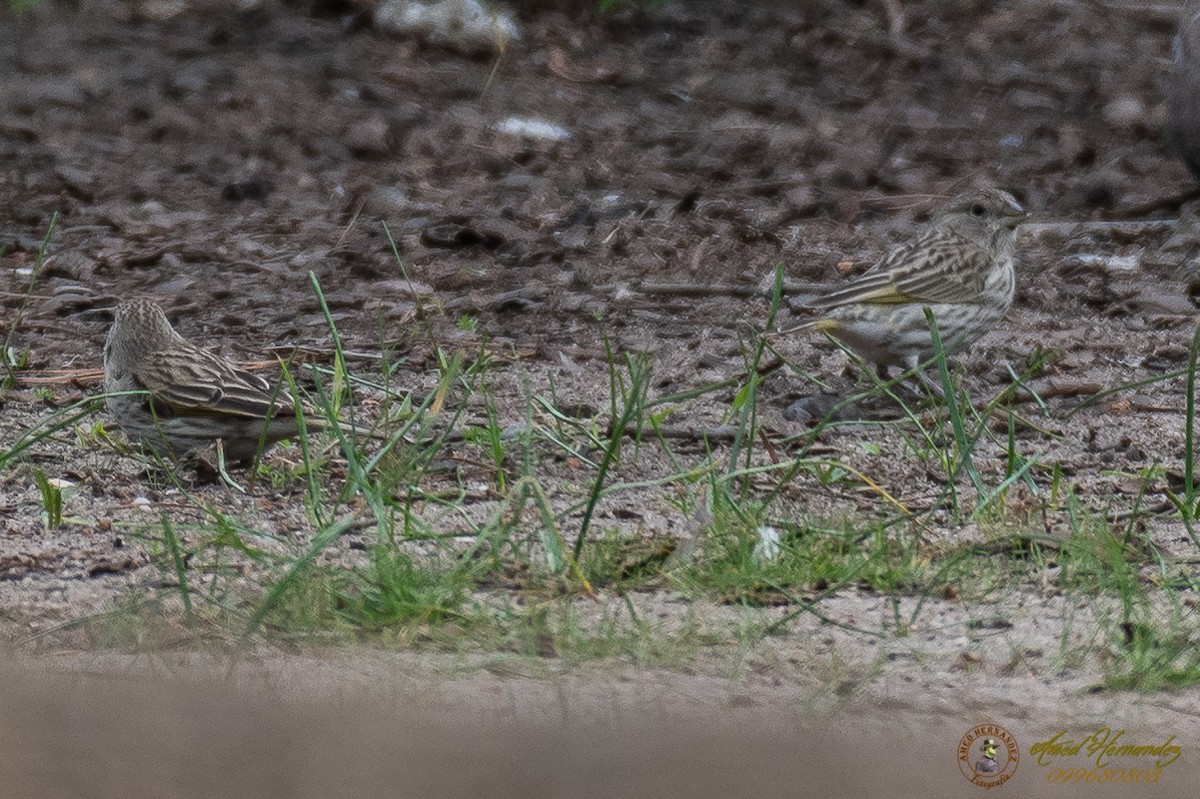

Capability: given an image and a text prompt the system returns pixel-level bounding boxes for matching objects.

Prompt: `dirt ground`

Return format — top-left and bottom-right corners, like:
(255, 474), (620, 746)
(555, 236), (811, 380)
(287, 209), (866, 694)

(3, 0), (1200, 792)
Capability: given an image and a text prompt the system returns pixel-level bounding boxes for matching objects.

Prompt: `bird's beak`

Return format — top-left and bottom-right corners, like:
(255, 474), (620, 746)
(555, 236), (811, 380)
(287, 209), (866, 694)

(1003, 204), (1028, 228)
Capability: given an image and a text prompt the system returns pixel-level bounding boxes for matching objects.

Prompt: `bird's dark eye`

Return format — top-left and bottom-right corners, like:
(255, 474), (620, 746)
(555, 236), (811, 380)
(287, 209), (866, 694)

(971, 204), (986, 217)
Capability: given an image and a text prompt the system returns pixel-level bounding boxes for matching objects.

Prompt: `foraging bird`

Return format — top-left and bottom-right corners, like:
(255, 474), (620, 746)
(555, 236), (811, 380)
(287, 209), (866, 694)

(1165, 0), (1200, 181)
(787, 187), (1026, 378)
(103, 299), (321, 461)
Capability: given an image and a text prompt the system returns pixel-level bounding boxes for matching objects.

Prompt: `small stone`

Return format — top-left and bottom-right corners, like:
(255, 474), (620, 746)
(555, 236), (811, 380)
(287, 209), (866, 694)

(43, 282), (97, 315)
(1067, 253), (1140, 272)
(361, 184), (409, 216)
(753, 526), (782, 562)
(345, 116), (392, 159)
(783, 394), (850, 423)
(1102, 96), (1146, 129)
(22, 78), (88, 109)
(54, 166), (97, 200)
(497, 173), (541, 190)
(491, 117), (570, 142)
(1007, 88), (1056, 111)
(42, 250), (98, 281)
(375, 0), (519, 55)
(139, 0), (186, 19)
(221, 178), (269, 201)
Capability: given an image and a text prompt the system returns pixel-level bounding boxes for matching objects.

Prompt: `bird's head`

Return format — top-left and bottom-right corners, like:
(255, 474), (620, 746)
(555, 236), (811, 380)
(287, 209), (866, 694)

(933, 188), (1026, 249)
(104, 299), (182, 365)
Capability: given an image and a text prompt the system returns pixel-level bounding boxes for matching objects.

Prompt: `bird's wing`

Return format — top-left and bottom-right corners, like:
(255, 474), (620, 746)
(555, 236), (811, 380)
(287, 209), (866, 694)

(814, 233), (990, 309)
(132, 349), (296, 420)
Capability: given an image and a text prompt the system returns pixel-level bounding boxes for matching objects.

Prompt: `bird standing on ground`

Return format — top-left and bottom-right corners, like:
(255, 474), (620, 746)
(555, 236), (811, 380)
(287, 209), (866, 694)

(788, 187), (1026, 379)
(1165, 0), (1200, 182)
(103, 299), (321, 461)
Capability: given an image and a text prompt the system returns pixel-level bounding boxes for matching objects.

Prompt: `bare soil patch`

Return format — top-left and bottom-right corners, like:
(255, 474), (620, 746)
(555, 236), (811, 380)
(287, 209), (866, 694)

(2, 0), (1200, 784)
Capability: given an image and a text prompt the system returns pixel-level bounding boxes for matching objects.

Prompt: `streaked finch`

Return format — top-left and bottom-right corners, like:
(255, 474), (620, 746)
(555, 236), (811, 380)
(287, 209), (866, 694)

(788, 187), (1026, 378)
(103, 299), (322, 461)
(1165, 0), (1200, 181)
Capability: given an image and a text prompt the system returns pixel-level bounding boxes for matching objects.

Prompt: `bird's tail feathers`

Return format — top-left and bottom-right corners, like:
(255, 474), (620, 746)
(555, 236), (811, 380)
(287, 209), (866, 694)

(773, 318), (840, 337)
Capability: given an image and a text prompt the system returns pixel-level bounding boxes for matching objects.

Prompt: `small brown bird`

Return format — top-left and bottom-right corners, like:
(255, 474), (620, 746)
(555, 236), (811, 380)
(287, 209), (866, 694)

(788, 188), (1026, 378)
(1165, 0), (1200, 181)
(103, 299), (321, 461)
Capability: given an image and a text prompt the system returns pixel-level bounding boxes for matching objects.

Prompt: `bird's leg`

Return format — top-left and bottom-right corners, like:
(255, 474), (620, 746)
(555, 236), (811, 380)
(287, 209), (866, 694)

(875, 359), (939, 402)
(887, 351), (948, 399)
(214, 439), (247, 493)
(914, 368), (947, 399)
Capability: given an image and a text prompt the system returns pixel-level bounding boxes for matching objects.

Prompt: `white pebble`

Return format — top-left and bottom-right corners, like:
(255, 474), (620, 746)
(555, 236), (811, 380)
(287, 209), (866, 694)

(491, 117), (571, 142)
(753, 525), (782, 562)
(1102, 96), (1146, 128)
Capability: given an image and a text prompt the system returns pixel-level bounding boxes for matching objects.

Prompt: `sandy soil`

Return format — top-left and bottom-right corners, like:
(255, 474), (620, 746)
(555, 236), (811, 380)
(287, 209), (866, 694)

(2, 0), (1200, 793)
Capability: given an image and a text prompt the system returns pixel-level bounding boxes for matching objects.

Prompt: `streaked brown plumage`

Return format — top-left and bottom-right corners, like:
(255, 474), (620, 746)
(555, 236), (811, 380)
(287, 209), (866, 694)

(790, 188), (1026, 376)
(103, 300), (321, 460)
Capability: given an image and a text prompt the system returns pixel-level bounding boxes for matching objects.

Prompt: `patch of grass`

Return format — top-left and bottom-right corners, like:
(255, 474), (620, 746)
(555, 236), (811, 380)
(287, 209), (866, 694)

(333, 546), (474, 630)
(31, 468), (64, 529)
(678, 507), (1009, 628)
(1055, 493), (1149, 596)
(479, 597), (714, 668)
(1, 214), (55, 391)
(460, 377), (512, 493)
(1163, 322), (1200, 550)
(8, 0), (43, 16)
(1101, 610), (1200, 692)
(1045, 493), (1200, 691)
(1, 395), (107, 471)
(16, 249), (1200, 697)
(580, 528), (676, 590)
(572, 342), (654, 559)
